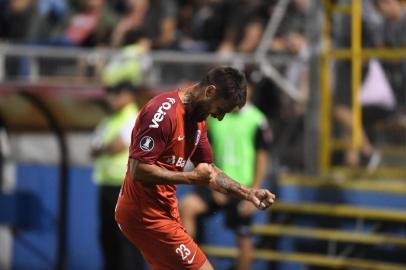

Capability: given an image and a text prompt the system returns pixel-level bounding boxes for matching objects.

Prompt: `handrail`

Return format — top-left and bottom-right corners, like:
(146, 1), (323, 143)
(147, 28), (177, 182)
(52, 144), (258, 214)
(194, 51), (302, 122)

(0, 43), (304, 65)
(0, 43), (307, 101)
(328, 48), (406, 59)
(271, 202), (406, 222)
(201, 246), (406, 270)
(251, 224), (406, 246)
(279, 175), (406, 194)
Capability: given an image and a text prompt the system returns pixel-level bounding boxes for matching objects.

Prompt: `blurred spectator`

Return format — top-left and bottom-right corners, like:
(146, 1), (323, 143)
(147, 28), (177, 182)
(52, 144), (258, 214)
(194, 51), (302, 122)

(335, 59), (395, 170)
(217, 0), (266, 54)
(375, 0), (406, 47)
(374, 0), (406, 109)
(0, 0), (48, 43)
(332, 0), (387, 168)
(107, 0), (127, 13)
(59, 0), (118, 47)
(177, 0), (231, 51)
(248, 1), (310, 171)
(270, 0), (310, 54)
(90, 82), (145, 270)
(360, 59), (397, 153)
(102, 29), (151, 86)
(38, 0), (67, 15)
(0, 0), (56, 77)
(180, 78), (272, 270)
(268, 0), (310, 122)
(111, 0), (178, 49)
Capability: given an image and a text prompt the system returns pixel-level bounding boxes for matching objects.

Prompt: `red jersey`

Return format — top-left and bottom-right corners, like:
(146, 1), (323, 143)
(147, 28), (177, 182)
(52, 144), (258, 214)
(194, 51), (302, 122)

(119, 90), (213, 228)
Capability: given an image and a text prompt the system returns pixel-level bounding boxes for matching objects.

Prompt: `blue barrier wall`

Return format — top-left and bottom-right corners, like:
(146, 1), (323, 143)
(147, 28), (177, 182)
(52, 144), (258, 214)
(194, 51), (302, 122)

(66, 167), (102, 270)
(13, 165), (59, 270)
(11, 164), (101, 270)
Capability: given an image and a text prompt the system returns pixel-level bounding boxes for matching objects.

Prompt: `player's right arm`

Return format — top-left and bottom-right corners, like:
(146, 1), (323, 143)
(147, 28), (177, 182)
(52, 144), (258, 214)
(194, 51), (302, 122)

(129, 96), (215, 186)
(130, 160), (214, 185)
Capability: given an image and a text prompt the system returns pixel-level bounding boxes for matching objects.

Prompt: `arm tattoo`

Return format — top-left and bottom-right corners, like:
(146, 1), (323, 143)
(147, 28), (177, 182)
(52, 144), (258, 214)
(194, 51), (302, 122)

(214, 172), (249, 200)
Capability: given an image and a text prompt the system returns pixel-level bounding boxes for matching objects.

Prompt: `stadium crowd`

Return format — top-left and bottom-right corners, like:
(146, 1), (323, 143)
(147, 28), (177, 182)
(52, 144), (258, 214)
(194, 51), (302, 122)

(1, 2), (405, 270)
(0, 0), (309, 53)
(0, 0), (405, 170)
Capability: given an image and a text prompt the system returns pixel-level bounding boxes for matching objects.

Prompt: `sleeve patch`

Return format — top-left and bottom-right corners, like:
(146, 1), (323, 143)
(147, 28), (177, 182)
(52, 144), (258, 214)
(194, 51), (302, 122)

(139, 136), (155, 151)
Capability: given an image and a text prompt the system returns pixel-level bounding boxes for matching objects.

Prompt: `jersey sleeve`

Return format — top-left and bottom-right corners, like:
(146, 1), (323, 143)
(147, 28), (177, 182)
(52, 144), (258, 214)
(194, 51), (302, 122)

(129, 103), (173, 164)
(254, 119), (273, 150)
(190, 123), (213, 166)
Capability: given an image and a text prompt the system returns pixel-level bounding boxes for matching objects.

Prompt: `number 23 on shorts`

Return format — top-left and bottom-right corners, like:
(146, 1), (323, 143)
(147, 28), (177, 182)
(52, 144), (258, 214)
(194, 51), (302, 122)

(176, 244), (197, 265)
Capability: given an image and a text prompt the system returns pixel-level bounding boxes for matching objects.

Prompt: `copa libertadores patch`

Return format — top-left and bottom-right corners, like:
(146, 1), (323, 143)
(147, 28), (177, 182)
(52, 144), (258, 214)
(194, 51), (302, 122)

(140, 136), (154, 151)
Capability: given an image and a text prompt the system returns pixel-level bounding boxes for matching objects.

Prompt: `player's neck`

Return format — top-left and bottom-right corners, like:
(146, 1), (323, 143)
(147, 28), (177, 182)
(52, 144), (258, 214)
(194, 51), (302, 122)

(178, 83), (200, 105)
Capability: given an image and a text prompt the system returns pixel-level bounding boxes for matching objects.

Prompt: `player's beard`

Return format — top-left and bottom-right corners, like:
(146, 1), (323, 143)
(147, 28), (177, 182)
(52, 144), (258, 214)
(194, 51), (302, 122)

(188, 99), (211, 122)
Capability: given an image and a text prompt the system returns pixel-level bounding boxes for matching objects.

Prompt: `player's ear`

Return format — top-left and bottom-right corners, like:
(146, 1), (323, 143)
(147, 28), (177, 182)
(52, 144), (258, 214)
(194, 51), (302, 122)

(205, 85), (216, 98)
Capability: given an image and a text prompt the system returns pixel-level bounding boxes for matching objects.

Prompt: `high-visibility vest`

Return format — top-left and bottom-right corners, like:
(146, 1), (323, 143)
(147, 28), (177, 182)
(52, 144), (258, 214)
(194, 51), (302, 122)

(208, 105), (267, 187)
(93, 103), (138, 186)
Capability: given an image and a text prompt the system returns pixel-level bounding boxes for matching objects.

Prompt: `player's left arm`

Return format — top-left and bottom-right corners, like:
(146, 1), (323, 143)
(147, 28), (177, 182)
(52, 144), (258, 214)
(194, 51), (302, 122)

(209, 164), (275, 210)
(191, 122), (275, 210)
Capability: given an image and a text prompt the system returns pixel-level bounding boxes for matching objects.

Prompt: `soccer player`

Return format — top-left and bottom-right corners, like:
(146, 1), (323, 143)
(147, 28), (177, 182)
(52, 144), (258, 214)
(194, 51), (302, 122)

(115, 66), (276, 270)
(180, 79), (272, 270)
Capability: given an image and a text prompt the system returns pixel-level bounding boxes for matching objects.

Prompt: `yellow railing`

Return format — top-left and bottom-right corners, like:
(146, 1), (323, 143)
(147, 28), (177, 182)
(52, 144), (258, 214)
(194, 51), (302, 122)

(319, 0), (406, 173)
(320, 0), (333, 173)
(351, 0), (362, 154)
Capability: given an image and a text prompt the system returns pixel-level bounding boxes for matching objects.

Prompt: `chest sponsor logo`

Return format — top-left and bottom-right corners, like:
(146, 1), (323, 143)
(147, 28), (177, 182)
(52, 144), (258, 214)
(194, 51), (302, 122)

(165, 155), (186, 168)
(139, 136), (154, 151)
(149, 97), (176, 128)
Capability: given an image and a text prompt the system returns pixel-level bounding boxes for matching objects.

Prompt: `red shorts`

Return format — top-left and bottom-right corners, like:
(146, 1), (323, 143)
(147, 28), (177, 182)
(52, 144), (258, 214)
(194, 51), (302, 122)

(115, 201), (207, 270)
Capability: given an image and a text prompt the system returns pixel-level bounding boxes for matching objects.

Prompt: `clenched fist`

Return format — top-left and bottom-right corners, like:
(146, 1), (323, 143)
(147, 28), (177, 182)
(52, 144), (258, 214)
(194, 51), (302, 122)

(190, 163), (214, 185)
(247, 188), (276, 210)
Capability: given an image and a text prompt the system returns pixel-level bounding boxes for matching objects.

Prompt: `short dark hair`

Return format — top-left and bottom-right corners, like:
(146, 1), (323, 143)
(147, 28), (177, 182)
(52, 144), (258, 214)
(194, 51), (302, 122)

(105, 81), (139, 94)
(200, 66), (247, 108)
(123, 29), (148, 46)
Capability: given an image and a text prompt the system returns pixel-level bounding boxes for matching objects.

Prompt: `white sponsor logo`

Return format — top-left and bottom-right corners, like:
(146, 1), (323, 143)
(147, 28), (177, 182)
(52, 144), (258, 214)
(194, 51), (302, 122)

(139, 136), (154, 151)
(175, 157), (186, 168)
(177, 135), (184, 141)
(187, 250), (197, 264)
(175, 244), (196, 264)
(165, 155), (185, 167)
(149, 97), (176, 128)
